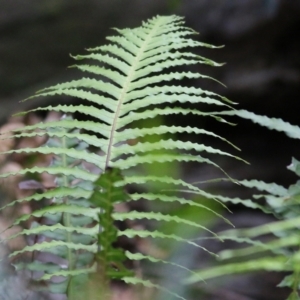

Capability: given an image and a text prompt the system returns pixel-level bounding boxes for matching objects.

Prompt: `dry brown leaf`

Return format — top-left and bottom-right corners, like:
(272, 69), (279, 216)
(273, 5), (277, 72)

(44, 111), (61, 122)
(0, 219), (26, 253)
(0, 162), (23, 196)
(25, 112), (42, 125)
(0, 122), (24, 163)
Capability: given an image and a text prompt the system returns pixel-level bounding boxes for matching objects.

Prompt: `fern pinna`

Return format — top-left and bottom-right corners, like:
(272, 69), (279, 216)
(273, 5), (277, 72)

(0, 15), (243, 299)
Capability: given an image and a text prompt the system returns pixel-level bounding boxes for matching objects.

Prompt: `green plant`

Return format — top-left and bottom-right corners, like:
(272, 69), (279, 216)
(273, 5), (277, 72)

(0, 15), (237, 299)
(185, 117), (300, 299)
(0, 14), (299, 300)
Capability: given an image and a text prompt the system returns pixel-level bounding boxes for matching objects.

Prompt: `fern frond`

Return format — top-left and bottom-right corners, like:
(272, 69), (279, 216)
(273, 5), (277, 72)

(0, 15), (245, 298)
(118, 229), (217, 257)
(177, 189), (271, 213)
(0, 166), (97, 182)
(222, 216), (300, 238)
(123, 85), (233, 104)
(40, 263), (97, 281)
(3, 118), (111, 137)
(6, 204), (98, 227)
(1, 146), (104, 165)
(125, 251), (203, 280)
(185, 256), (290, 283)
(20, 17), (237, 176)
(186, 155), (300, 299)
(130, 193), (231, 224)
(114, 125), (239, 149)
(113, 211), (219, 239)
(239, 179), (288, 197)
(9, 240), (97, 259)
(288, 157), (300, 176)
(220, 109), (300, 139)
(111, 139), (243, 162)
(218, 235), (300, 259)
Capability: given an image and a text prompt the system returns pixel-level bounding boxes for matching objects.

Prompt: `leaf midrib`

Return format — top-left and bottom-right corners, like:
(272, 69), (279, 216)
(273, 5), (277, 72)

(104, 18), (162, 170)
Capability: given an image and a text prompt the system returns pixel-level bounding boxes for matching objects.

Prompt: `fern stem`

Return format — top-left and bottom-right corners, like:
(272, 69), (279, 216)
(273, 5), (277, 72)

(61, 132), (75, 298)
(292, 253), (300, 299)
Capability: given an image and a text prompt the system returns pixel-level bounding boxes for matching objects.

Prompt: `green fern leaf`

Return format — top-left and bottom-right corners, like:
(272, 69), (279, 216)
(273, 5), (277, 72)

(130, 193), (230, 224)
(239, 179), (288, 197)
(113, 211), (219, 239)
(118, 228), (217, 257)
(0, 15), (247, 298)
(9, 240), (97, 259)
(1, 146), (104, 164)
(185, 256), (290, 283)
(222, 216), (300, 238)
(220, 109), (300, 139)
(125, 251), (204, 281)
(218, 235), (300, 260)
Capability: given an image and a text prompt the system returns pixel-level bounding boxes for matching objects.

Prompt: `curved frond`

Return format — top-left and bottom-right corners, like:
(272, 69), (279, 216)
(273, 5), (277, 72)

(185, 256), (290, 283)
(220, 109), (300, 139)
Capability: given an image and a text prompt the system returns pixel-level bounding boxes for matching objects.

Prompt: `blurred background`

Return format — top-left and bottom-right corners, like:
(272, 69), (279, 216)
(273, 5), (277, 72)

(1, 1), (300, 299)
